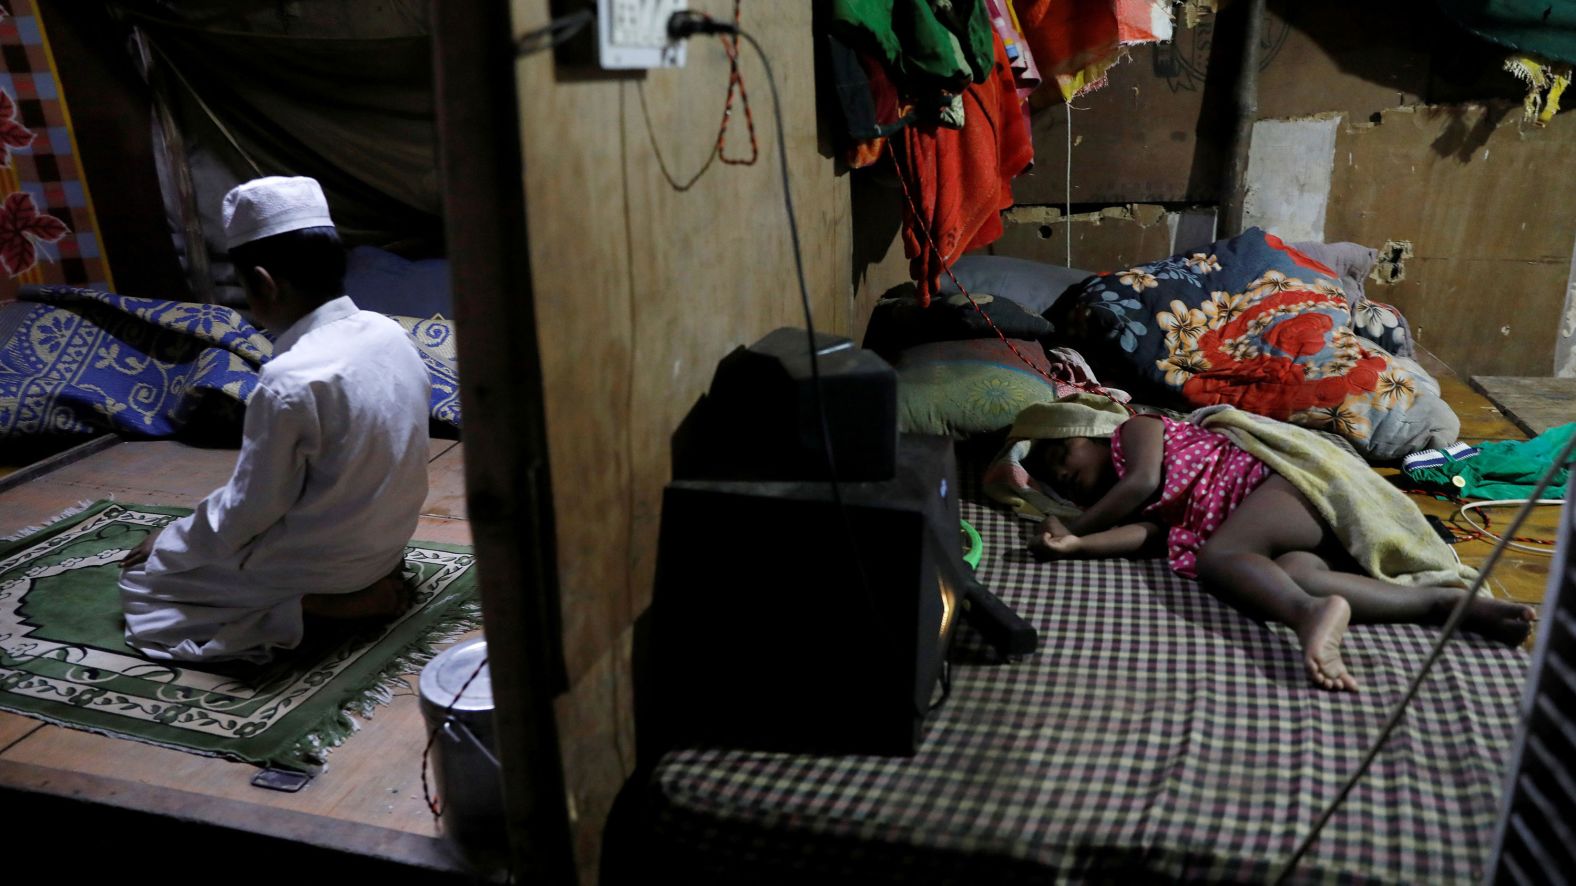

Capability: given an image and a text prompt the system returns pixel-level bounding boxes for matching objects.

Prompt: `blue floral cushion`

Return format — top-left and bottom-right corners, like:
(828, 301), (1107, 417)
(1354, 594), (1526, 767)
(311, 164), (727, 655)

(1051, 229), (1457, 460)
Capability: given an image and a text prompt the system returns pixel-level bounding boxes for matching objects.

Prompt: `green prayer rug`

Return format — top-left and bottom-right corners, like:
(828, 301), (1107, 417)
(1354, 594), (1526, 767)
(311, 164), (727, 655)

(0, 500), (478, 771)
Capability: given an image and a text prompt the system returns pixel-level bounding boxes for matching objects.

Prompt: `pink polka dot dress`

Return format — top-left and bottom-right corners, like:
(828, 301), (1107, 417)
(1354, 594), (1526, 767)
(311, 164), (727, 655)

(1110, 415), (1273, 579)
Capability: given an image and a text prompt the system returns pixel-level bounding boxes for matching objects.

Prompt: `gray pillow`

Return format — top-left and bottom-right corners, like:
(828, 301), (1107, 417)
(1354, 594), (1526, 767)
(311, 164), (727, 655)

(1290, 240), (1377, 306)
(938, 255), (1095, 314)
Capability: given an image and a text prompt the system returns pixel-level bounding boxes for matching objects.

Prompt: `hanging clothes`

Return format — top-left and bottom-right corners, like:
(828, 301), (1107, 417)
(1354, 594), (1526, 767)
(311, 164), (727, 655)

(984, 0), (1042, 149)
(830, 0), (996, 88)
(899, 29), (1033, 304)
(1014, 0), (1174, 100)
(1505, 55), (1573, 124)
(828, 0), (1001, 167)
(827, 31), (916, 167)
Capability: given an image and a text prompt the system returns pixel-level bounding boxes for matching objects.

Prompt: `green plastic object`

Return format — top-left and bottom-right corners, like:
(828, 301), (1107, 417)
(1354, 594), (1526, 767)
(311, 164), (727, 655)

(960, 519), (983, 570)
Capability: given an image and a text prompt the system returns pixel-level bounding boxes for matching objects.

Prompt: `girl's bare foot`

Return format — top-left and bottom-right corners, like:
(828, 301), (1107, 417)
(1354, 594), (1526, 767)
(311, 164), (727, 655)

(1460, 595), (1538, 646)
(1295, 596), (1358, 692)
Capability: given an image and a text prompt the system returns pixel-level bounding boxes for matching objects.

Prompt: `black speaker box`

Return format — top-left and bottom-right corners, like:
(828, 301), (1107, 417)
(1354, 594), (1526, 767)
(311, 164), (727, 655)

(652, 435), (963, 756)
(699, 327), (898, 482)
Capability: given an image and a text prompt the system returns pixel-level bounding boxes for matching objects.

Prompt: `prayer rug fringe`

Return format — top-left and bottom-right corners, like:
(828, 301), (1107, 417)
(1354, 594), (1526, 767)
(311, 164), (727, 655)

(0, 499), (98, 542)
(284, 600), (483, 772)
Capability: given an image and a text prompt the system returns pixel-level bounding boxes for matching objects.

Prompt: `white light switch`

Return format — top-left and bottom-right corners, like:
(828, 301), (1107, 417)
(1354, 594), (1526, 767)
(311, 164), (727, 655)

(597, 0), (687, 70)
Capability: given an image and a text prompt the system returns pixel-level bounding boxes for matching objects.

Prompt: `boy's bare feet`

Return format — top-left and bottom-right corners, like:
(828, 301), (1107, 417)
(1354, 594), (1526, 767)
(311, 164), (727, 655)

(1295, 596), (1358, 692)
(1460, 595), (1538, 646)
(302, 567), (415, 621)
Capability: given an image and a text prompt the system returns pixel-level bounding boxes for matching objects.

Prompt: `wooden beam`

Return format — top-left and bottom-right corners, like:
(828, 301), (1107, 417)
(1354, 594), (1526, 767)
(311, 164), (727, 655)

(0, 433), (119, 495)
(429, 3), (576, 883)
(1219, 0), (1265, 237)
(0, 759), (471, 879)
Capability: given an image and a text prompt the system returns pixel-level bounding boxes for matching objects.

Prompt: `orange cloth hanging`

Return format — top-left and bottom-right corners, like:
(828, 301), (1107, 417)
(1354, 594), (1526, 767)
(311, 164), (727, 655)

(900, 31), (1032, 305)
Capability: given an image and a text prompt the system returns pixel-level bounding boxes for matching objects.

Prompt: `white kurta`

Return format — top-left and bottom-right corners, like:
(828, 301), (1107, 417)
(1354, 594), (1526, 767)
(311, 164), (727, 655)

(119, 296), (432, 663)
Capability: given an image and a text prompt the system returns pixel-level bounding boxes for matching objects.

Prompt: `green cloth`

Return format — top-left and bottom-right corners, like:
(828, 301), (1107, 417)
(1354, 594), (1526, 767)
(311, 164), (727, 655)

(0, 501), (478, 771)
(831, 0), (996, 86)
(1193, 406), (1478, 589)
(1408, 422), (1574, 500)
(1437, 0), (1576, 64)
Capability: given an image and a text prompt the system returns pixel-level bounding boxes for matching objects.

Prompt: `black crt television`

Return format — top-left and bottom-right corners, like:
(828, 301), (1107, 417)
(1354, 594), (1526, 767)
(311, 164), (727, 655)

(650, 328), (1035, 756)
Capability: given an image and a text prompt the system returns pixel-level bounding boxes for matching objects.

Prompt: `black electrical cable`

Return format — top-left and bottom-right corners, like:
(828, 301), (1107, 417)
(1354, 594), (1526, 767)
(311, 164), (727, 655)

(516, 8), (594, 57)
(733, 26), (901, 691)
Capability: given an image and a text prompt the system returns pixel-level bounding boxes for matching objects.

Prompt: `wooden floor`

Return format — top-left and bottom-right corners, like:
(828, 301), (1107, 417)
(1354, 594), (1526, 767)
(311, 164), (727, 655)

(1469, 375), (1576, 439)
(1403, 353), (1558, 615)
(0, 435), (476, 872)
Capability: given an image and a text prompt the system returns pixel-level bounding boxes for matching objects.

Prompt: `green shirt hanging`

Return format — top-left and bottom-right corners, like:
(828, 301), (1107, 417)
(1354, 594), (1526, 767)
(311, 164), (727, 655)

(831, 0), (996, 87)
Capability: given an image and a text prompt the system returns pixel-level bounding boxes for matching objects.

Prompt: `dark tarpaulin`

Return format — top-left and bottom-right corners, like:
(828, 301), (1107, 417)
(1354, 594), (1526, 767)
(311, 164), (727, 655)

(1436, 0), (1576, 64)
(112, 1), (440, 302)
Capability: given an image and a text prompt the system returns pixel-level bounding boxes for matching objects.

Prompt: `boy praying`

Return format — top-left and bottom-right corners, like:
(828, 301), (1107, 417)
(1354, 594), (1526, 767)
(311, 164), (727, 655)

(118, 176), (432, 663)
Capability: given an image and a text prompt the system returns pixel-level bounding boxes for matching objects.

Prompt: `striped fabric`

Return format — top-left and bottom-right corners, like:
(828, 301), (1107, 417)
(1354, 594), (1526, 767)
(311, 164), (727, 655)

(647, 475), (1529, 883)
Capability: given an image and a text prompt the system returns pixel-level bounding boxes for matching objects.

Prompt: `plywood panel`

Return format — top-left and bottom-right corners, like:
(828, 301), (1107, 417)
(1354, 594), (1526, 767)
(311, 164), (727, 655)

(1470, 377), (1576, 438)
(992, 207), (1178, 274)
(1015, 2), (1432, 206)
(1018, 50), (1213, 206)
(0, 441), (228, 537)
(421, 443), (467, 519)
(511, 1), (856, 877)
(1441, 375), (1528, 443)
(22, 439), (238, 501)
(1326, 104), (1576, 378)
(2, 671), (449, 836)
(0, 437), (463, 537)
(1394, 354), (1554, 612)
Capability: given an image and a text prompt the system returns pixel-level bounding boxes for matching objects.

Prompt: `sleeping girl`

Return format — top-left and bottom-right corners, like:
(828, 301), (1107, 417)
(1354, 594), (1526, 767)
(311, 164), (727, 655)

(991, 395), (1535, 692)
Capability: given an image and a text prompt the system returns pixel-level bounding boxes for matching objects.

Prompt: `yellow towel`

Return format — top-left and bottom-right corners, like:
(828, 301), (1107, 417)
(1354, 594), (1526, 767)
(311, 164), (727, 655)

(1192, 405), (1478, 589)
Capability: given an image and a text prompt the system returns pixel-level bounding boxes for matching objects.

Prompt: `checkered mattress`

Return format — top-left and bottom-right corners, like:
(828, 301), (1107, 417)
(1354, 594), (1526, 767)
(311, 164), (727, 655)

(645, 489), (1530, 883)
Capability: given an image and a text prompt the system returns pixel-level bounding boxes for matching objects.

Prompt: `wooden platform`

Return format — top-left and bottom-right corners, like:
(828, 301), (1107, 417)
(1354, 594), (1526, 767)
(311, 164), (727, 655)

(0, 436), (478, 875)
(1468, 375), (1576, 439)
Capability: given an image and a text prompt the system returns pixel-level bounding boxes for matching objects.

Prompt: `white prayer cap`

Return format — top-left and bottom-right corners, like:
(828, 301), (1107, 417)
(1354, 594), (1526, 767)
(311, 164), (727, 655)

(221, 176), (335, 250)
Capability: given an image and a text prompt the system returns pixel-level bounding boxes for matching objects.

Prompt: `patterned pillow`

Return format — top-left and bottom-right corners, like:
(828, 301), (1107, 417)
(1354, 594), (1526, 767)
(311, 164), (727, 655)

(1350, 295), (1413, 358)
(1051, 228), (1457, 460)
(391, 314), (460, 428)
(893, 338), (1064, 437)
(1291, 240), (1415, 358)
(3, 289), (269, 440)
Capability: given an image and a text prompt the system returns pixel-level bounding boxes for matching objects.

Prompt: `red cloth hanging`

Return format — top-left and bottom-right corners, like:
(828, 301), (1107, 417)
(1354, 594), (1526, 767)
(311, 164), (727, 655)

(900, 30), (1032, 306)
(1013, 0), (1172, 100)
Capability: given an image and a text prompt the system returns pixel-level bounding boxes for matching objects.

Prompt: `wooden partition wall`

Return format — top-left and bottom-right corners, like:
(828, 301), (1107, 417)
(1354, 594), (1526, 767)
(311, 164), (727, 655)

(439, 2), (864, 881)
(516, 2), (863, 876)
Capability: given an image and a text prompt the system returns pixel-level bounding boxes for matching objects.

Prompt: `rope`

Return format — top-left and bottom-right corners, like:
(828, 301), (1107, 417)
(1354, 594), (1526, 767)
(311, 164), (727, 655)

(883, 138), (1129, 413)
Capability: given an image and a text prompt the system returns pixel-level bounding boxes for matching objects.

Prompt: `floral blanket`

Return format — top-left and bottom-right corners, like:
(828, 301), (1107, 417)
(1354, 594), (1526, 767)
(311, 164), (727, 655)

(0, 287), (460, 441)
(1051, 229), (1458, 460)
